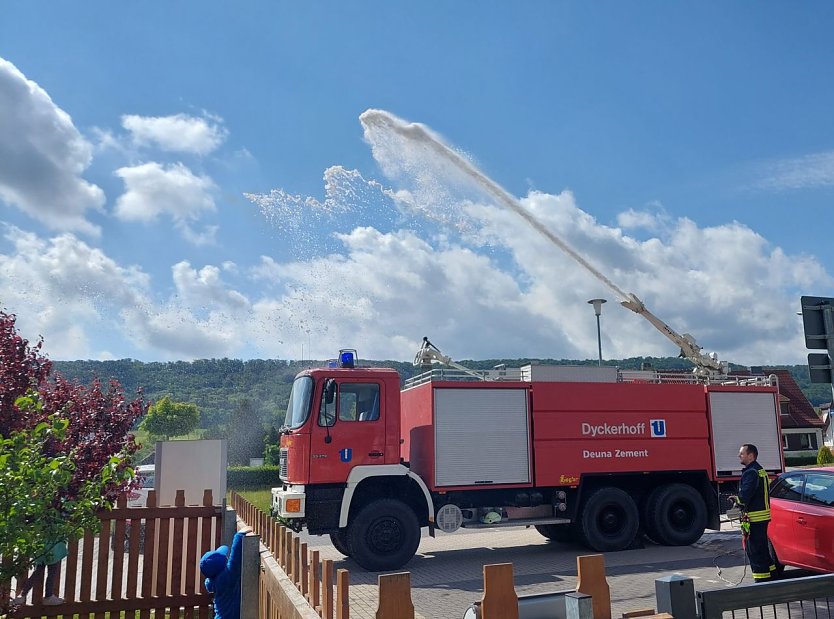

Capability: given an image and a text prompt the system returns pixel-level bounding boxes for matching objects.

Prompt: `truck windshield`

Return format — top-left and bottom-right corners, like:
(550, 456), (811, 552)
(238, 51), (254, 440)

(284, 376), (314, 429)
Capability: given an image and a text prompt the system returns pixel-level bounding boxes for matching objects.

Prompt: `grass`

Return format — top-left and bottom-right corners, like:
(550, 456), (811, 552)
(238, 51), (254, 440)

(231, 487), (273, 513)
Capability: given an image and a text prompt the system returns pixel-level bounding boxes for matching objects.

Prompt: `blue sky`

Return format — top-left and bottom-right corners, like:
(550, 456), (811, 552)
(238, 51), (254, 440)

(1, 2), (833, 365)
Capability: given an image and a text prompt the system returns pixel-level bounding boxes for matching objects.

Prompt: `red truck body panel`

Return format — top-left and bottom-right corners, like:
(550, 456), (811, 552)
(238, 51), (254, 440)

(400, 376), (782, 492)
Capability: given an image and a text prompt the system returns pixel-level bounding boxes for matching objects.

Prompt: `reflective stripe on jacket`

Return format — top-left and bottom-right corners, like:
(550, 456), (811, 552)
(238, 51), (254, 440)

(738, 461), (770, 522)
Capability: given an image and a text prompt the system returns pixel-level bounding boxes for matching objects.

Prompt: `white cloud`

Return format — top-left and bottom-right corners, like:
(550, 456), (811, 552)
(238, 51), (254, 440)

(121, 113), (227, 155)
(113, 162), (217, 239)
(753, 150), (834, 191)
(0, 58), (104, 235)
(171, 261), (250, 313)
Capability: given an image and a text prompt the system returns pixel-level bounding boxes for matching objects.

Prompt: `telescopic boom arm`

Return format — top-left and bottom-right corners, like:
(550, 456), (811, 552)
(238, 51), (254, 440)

(620, 293), (727, 375)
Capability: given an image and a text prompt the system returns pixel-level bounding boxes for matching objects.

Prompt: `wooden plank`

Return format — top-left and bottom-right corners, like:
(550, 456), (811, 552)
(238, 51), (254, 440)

(156, 509), (171, 597)
(63, 536), (79, 604)
(185, 504), (199, 596)
(300, 542), (309, 596)
(622, 610), (658, 618)
(322, 559), (334, 619)
(140, 490), (158, 619)
(480, 563), (518, 619)
(111, 512), (127, 601)
(95, 518), (112, 619)
(80, 530), (96, 602)
(293, 536), (301, 588)
(576, 554), (612, 619)
(126, 515), (142, 598)
(376, 572), (414, 619)
(336, 569), (349, 619)
(308, 550), (320, 609)
(171, 490), (186, 596)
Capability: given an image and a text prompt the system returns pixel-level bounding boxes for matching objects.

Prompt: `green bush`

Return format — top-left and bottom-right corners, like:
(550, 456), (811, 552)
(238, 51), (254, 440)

(817, 445), (834, 465)
(227, 465), (280, 490)
(785, 455), (819, 467)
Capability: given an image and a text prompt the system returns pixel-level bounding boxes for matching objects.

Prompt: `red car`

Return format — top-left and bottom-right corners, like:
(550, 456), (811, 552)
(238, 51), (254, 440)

(768, 466), (834, 574)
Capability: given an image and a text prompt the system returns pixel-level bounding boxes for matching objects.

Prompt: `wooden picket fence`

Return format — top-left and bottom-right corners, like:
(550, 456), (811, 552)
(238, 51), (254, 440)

(231, 492), (620, 619)
(6, 489), (222, 619)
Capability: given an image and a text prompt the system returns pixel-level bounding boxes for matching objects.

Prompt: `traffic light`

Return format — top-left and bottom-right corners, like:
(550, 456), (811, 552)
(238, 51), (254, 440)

(801, 296), (834, 384)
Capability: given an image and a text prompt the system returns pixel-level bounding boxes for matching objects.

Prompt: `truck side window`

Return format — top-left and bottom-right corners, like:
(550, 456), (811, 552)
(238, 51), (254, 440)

(318, 385), (337, 427)
(339, 383), (380, 422)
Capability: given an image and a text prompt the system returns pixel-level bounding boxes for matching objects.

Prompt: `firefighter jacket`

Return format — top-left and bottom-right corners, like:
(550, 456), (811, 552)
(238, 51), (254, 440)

(738, 460), (771, 523)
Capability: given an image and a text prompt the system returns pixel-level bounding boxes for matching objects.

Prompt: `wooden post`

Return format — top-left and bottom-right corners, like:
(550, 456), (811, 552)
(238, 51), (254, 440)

(322, 559), (334, 619)
(576, 554), (611, 619)
(336, 568), (350, 619)
(300, 542), (309, 596)
(376, 572), (414, 619)
(480, 563), (518, 619)
(308, 550), (320, 608)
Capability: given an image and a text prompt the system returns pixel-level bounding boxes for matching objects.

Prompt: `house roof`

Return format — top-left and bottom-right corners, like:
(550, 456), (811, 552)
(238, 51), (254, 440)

(732, 368), (823, 429)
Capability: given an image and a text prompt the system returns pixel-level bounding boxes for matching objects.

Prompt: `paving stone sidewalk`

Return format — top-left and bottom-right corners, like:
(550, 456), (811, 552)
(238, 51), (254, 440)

(298, 521), (781, 619)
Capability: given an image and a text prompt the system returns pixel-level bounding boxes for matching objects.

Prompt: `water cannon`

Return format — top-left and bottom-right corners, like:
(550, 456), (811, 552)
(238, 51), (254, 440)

(413, 337), (486, 380)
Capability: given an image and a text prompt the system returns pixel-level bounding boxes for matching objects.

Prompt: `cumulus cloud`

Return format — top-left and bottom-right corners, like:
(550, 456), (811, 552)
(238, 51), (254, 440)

(113, 162), (218, 243)
(121, 113), (228, 155)
(0, 58), (104, 235)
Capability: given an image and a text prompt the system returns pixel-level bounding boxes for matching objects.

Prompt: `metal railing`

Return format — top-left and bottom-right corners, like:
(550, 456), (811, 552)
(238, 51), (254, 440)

(697, 574), (834, 619)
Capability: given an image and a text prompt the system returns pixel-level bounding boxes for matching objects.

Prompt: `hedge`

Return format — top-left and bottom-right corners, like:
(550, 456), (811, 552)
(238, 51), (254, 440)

(784, 455), (819, 467)
(227, 465), (281, 489)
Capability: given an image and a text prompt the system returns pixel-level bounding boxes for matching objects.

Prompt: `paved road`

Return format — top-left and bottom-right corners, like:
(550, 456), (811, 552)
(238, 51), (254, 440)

(298, 521), (808, 619)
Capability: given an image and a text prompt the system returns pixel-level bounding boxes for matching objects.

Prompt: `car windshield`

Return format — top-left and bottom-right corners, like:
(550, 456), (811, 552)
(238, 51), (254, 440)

(284, 376), (314, 429)
(140, 473), (155, 488)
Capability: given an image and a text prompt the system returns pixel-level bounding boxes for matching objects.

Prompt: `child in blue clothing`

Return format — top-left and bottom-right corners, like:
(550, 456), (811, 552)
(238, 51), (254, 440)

(200, 526), (253, 619)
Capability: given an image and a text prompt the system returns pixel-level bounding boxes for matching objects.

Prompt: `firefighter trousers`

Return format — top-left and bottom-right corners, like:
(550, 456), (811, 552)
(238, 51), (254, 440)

(746, 521), (774, 582)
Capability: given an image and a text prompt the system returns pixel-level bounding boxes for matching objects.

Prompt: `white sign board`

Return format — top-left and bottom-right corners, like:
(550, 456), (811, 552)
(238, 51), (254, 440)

(155, 439), (227, 506)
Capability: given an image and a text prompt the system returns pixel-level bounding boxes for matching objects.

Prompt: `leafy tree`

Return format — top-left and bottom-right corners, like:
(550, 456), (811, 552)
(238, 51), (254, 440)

(0, 310), (146, 503)
(141, 395), (200, 440)
(0, 399), (131, 613)
(818, 445), (834, 465)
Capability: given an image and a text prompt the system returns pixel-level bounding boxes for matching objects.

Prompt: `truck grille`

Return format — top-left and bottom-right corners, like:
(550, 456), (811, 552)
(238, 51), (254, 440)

(279, 448), (289, 481)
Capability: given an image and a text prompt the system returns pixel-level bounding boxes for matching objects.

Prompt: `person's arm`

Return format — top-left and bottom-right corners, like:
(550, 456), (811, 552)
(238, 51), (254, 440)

(737, 468), (757, 506)
(225, 530), (248, 581)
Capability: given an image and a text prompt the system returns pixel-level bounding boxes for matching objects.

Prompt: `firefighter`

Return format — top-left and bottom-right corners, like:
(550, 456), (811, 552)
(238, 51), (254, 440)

(733, 444), (776, 583)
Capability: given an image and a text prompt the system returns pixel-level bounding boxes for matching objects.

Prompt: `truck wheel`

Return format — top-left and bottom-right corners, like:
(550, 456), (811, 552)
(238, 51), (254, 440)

(579, 487), (639, 552)
(346, 498), (421, 571)
(330, 529), (351, 556)
(534, 524), (576, 543)
(646, 483), (707, 546)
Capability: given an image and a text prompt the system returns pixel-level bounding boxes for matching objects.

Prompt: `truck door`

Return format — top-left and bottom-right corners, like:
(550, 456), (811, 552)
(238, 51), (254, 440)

(309, 379), (386, 484)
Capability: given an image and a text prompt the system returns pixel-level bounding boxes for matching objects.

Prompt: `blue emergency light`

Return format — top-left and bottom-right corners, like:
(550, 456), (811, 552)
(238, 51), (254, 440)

(339, 349), (357, 368)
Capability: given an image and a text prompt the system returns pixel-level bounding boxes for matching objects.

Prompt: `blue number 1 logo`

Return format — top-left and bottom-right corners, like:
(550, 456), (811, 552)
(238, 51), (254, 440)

(339, 448), (353, 463)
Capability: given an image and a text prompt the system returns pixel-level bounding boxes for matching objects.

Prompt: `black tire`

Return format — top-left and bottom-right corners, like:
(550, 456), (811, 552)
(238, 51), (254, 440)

(646, 483), (707, 546)
(534, 524), (576, 543)
(346, 498), (421, 571)
(330, 529), (351, 556)
(579, 487), (639, 552)
(768, 538), (785, 577)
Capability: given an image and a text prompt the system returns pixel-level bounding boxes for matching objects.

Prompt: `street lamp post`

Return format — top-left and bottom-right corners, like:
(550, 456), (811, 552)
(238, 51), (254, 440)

(588, 298), (607, 366)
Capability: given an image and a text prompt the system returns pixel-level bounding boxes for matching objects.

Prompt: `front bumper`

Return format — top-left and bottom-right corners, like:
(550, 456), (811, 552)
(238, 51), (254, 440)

(272, 484), (307, 519)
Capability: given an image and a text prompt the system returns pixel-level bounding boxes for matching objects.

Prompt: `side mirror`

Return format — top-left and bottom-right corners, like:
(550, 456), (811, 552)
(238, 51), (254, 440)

(325, 378), (336, 405)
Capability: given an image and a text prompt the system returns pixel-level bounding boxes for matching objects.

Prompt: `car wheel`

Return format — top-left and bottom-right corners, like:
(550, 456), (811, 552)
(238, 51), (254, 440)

(646, 483), (707, 546)
(346, 498), (421, 571)
(534, 524), (576, 543)
(579, 487), (639, 552)
(768, 538), (785, 577)
(330, 529), (351, 556)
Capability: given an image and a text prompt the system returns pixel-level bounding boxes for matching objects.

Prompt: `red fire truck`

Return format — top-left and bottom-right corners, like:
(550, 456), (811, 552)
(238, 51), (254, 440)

(272, 336), (784, 571)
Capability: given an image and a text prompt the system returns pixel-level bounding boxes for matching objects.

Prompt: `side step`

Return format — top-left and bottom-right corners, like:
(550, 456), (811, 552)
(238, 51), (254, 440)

(462, 517), (571, 529)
